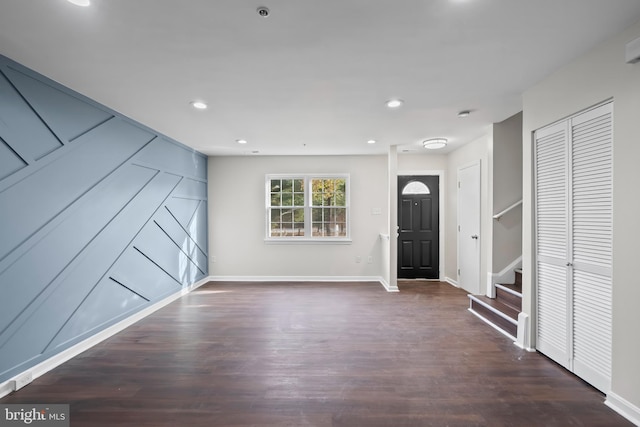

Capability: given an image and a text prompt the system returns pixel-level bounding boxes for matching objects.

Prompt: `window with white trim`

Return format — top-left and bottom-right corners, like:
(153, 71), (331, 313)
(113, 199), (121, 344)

(266, 174), (350, 241)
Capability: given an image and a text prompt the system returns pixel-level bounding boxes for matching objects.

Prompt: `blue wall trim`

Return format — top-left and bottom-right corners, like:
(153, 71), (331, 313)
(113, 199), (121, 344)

(0, 54), (208, 382)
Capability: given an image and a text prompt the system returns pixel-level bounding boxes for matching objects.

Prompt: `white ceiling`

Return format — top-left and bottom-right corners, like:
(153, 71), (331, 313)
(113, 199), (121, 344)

(1, 1), (640, 156)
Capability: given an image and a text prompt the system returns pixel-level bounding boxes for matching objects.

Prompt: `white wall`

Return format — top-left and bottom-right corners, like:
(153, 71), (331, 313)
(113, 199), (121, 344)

(522, 19), (640, 416)
(208, 155), (388, 279)
(398, 153), (447, 172)
(445, 131), (493, 285)
(492, 112), (523, 273)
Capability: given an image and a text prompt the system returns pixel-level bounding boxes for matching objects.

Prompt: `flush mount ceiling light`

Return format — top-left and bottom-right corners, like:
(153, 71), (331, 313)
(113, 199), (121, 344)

(423, 138), (448, 150)
(457, 110), (471, 118)
(67, 0), (90, 6)
(385, 99), (404, 109)
(367, 139), (376, 144)
(236, 139), (248, 144)
(190, 101), (208, 110)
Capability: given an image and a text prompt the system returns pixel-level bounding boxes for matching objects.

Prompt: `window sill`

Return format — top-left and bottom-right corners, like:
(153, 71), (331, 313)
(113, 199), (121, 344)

(264, 238), (352, 245)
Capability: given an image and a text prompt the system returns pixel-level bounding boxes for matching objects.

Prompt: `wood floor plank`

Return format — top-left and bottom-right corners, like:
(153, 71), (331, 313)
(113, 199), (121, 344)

(1, 281), (631, 426)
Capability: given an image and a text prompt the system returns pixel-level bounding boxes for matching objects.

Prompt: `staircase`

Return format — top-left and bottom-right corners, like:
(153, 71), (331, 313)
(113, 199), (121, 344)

(468, 268), (522, 339)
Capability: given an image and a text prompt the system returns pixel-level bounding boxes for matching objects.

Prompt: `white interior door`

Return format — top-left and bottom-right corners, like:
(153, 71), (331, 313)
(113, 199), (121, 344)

(569, 103), (613, 393)
(534, 120), (570, 368)
(458, 161), (481, 294)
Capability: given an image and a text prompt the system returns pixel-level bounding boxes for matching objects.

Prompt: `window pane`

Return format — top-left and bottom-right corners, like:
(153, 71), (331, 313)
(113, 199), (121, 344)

(312, 223), (322, 236)
(329, 208), (346, 222)
(270, 179), (281, 192)
(293, 208), (305, 222)
(270, 222), (282, 237)
(312, 208), (322, 221)
(282, 179), (293, 192)
(294, 193), (304, 206)
(281, 210), (292, 222)
(270, 209), (281, 221)
(270, 193), (281, 206)
(294, 179), (304, 192)
(324, 208), (336, 222)
(282, 193), (292, 206)
(293, 222), (305, 236)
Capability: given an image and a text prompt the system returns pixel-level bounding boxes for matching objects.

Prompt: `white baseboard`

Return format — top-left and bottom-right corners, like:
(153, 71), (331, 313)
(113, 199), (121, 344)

(606, 392), (640, 426)
(209, 275), (383, 282)
(514, 312), (536, 351)
(379, 277), (399, 292)
(0, 275), (213, 399)
(209, 275), (398, 292)
(444, 276), (459, 287)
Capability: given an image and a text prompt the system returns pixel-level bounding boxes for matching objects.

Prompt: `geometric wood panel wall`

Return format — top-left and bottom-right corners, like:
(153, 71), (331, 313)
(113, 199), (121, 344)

(0, 54), (208, 383)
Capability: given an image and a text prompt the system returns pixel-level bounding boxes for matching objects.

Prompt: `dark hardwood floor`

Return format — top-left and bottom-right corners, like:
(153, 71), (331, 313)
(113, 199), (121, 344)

(1, 281), (631, 426)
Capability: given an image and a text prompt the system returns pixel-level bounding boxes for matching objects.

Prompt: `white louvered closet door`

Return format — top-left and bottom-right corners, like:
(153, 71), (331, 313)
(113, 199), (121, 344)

(570, 103), (613, 393)
(534, 102), (613, 394)
(535, 121), (570, 369)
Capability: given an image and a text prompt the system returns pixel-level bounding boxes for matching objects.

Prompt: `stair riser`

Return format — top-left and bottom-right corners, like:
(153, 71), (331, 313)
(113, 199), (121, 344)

(515, 271), (522, 287)
(496, 288), (522, 311)
(470, 300), (518, 337)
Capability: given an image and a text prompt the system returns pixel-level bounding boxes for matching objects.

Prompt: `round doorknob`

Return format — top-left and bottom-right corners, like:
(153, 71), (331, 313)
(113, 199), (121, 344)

(471, 235), (478, 239)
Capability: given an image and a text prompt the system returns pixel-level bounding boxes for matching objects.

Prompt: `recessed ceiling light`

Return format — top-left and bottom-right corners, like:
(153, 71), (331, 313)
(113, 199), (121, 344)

(367, 139), (376, 144)
(236, 139), (248, 144)
(67, 0), (90, 6)
(191, 101), (208, 110)
(458, 110), (471, 118)
(386, 99), (404, 109)
(423, 138), (448, 150)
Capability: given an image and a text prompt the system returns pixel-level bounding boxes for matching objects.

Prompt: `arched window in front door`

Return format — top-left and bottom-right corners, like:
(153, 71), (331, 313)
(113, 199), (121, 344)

(401, 181), (431, 195)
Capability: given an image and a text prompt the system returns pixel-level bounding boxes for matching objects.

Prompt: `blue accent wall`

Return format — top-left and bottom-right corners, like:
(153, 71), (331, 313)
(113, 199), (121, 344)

(0, 55), (208, 383)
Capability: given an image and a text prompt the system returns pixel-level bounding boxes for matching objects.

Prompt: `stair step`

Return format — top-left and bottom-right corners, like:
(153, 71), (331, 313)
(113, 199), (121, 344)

(495, 283), (522, 311)
(468, 295), (518, 338)
(469, 295), (519, 321)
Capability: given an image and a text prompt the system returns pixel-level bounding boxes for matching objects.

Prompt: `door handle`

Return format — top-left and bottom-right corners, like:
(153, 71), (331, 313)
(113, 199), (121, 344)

(471, 235), (478, 239)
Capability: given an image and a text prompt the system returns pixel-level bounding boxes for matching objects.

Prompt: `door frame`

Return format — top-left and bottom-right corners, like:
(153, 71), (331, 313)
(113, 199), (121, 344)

(397, 170), (445, 281)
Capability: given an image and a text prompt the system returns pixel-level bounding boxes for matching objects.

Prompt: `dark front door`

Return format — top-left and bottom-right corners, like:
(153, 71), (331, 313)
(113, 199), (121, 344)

(398, 175), (439, 279)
